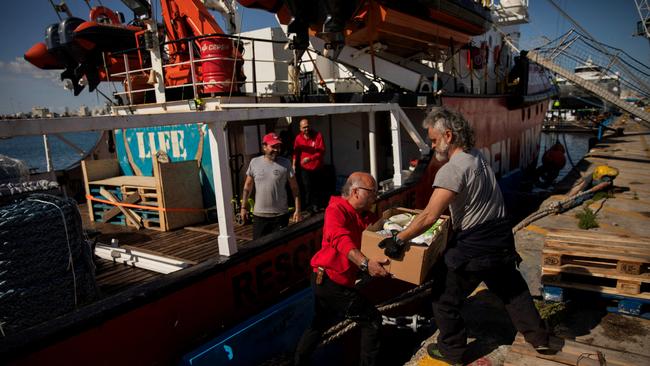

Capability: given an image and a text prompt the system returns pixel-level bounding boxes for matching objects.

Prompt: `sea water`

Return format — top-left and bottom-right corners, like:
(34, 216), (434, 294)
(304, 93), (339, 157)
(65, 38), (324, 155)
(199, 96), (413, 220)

(1, 130), (592, 177)
(538, 132), (592, 181)
(0, 132), (101, 172)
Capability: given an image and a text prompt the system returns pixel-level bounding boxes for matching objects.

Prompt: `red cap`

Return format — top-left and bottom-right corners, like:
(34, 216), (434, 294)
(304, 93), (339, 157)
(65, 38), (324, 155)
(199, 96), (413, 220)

(262, 132), (282, 146)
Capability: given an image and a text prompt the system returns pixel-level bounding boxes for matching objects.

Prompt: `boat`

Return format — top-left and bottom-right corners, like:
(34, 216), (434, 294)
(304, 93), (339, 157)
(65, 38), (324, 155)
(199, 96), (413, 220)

(23, 5), (145, 96)
(556, 58), (621, 111)
(1, 0), (554, 364)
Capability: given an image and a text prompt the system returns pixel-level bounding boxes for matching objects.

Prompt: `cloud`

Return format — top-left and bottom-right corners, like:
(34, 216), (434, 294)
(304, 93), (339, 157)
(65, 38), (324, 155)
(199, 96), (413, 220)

(0, 57), (60, 84)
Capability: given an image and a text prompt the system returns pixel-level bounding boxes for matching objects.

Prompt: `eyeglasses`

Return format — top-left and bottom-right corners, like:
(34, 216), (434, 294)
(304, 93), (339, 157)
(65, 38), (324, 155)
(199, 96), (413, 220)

(355, 186), (377, 196)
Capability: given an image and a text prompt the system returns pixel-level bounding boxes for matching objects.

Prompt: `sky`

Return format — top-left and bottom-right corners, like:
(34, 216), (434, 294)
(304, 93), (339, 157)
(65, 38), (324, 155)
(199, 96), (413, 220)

(0, 0), (647, 115)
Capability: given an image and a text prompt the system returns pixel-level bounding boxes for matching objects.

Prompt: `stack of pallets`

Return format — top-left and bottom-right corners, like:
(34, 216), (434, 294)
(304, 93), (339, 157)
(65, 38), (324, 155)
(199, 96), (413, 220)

(541, 229), (650, 315)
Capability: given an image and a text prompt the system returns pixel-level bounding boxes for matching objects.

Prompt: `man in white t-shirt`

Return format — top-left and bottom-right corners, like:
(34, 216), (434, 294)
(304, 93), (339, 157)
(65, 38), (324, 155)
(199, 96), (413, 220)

(379, 107), (550, 365)
(241, 132), (302, 239)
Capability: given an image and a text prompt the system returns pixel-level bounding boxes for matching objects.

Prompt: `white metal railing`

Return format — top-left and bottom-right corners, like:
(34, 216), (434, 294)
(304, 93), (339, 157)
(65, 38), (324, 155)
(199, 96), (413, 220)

(109, 35), (294, 105)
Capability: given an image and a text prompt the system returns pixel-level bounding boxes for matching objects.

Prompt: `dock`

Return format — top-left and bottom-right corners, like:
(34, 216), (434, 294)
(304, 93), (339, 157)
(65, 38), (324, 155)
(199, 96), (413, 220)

(404, 116), (650, 366)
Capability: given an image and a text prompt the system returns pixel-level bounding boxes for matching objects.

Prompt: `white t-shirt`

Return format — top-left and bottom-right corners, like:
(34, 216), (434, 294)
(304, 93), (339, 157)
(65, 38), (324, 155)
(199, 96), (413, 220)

(433, 149), (506, 231)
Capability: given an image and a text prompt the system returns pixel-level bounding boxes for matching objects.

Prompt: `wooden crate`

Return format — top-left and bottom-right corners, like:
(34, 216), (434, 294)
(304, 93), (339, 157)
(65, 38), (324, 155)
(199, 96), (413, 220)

(541, 229), (650, 299)
(82, 158), (204, 231)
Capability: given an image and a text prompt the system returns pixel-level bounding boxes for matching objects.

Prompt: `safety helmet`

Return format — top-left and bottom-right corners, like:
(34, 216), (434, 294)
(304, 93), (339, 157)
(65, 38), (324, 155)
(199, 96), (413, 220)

(593, 165), (619, 180)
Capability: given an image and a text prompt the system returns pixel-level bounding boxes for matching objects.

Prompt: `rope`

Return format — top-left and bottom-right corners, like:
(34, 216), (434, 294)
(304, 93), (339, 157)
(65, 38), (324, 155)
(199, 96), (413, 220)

(306, 50), (334, 101)
(86, 194), (206, 212)
(318, 278), (435, 346)
(512, 180), (612, 233)
(561, 133), (576, 170)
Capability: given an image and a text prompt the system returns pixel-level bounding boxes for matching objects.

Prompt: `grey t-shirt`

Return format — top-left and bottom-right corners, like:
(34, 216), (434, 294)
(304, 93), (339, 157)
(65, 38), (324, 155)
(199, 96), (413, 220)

(246, 156), (294, 216)
(433, 149), (506, 231)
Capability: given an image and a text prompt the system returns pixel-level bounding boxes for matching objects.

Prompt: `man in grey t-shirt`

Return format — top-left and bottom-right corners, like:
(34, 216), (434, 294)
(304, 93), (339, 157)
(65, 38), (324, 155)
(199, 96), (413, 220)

(380, 107), (549, 364)
(241, 132), (302, 239)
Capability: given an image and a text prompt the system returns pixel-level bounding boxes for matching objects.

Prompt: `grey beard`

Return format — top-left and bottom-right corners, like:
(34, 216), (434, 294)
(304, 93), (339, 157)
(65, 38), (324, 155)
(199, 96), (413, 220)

(435, 151), (449, 162)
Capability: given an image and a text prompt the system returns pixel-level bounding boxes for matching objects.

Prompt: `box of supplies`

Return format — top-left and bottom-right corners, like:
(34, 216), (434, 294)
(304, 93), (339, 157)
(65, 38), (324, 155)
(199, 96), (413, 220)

(361, 207), (449, 285)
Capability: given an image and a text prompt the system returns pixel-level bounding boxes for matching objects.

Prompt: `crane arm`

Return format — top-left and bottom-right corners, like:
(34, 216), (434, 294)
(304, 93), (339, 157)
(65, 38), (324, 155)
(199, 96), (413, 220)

(159, 0), (227, 62)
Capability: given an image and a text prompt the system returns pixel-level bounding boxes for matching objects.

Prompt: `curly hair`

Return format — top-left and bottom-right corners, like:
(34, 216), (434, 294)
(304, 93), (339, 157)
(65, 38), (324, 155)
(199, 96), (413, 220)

(421, 106), (475, 150)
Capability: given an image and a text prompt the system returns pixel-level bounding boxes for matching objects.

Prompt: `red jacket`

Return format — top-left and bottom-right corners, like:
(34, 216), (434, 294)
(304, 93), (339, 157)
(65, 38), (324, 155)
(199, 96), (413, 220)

(293, 131), (325, 171)
(310, 196), (373, 287)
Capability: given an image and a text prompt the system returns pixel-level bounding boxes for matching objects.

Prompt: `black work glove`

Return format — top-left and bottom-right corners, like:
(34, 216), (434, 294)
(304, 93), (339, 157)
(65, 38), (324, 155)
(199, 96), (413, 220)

(378, 234), (405, 259)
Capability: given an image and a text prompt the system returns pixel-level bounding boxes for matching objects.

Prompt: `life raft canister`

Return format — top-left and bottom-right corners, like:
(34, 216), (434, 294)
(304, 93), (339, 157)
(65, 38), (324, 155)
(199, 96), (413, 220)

(200, 37), (235, 94)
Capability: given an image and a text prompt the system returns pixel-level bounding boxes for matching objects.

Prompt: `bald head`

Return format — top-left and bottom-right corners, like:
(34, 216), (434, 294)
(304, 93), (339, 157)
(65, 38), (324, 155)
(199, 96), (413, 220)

(342, 172), (377, 212)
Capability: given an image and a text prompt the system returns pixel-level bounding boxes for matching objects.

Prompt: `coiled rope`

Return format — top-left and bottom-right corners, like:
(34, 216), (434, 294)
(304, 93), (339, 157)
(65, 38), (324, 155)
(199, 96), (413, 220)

(319, 277), (435, 346)
(512, 180), (612, 234)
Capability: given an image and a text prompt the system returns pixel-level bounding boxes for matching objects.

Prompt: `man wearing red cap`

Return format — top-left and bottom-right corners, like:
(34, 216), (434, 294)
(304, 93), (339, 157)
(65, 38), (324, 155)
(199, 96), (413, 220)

(241, 132), (302, 239)
(293, 118), (326, 212)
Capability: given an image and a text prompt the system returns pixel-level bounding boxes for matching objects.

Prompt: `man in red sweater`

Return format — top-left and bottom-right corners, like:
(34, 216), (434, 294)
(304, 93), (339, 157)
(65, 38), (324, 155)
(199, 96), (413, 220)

(294, 172), (390, 366)
(293, 118), (326, 212)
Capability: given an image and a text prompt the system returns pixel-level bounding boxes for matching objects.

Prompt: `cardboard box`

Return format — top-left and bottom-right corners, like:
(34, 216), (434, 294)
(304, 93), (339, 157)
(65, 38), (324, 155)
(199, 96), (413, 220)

(361, 207), (449, 285)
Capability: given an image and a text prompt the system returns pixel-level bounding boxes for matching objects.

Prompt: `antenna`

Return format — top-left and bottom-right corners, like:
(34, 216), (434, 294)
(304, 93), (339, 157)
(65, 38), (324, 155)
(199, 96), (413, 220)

(633, 0), (650, 44)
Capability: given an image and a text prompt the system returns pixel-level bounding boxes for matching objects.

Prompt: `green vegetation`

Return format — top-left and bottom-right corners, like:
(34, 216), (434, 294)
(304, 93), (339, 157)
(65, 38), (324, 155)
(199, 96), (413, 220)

(535, 300), (567, 329)
(591, 191), (613, 202)
(576, 206), (599, 229)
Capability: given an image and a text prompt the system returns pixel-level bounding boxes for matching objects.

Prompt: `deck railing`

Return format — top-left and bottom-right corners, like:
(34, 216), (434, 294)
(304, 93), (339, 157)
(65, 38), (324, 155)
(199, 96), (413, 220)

(108, 33), (294, 106)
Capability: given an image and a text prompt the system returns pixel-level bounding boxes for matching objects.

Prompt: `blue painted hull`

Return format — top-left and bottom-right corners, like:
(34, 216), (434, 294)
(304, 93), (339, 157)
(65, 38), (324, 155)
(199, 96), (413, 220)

(182, 288), (314, 365)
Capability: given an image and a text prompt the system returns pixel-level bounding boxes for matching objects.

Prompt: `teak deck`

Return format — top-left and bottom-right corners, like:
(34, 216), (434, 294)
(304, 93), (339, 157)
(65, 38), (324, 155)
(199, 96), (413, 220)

(81, 203), (256, 297)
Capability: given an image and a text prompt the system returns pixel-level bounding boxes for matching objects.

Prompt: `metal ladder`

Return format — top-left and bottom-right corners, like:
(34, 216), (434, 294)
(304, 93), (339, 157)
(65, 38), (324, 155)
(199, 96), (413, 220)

(528, 50), (650, 127)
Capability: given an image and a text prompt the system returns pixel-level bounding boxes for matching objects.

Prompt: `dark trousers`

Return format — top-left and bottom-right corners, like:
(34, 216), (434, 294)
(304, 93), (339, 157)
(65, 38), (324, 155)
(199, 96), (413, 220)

(295, 272), (381, 366)
(300, 168), (324, 210)
(431, 262), (548, 363)
(252, 213), (289, 239)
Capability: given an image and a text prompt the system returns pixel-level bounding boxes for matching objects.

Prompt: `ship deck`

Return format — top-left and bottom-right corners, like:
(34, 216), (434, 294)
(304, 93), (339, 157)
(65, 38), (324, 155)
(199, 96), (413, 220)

(81, 204), (297, 296)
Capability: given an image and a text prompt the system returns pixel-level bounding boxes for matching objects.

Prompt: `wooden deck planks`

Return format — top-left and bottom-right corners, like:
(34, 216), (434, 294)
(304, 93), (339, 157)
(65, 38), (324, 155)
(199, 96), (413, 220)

(80, 204), (260, 297)
(505, 334), (650, 366)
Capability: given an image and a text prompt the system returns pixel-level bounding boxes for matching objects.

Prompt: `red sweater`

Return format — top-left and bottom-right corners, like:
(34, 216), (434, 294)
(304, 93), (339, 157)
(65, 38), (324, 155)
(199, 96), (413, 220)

(293, 131), (325, 171)
(310, 196), (373, 287)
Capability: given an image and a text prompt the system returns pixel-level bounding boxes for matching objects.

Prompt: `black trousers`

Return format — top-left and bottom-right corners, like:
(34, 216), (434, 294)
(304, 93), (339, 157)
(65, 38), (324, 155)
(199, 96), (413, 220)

(431, 262), (548, 363)
(295, 272), (381, 366)
(300, 168), (324, 210)
(252, 213), (289, 239)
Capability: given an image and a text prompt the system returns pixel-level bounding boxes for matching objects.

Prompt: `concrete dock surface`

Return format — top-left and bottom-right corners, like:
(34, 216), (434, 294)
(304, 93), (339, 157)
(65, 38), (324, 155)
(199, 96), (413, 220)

(404, 116), (650, 366)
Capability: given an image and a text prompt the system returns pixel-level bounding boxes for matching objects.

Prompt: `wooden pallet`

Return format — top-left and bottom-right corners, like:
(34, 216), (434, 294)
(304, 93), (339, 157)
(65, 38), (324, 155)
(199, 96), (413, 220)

(542, 229), (650, 299)
(505, 334), (650, 366)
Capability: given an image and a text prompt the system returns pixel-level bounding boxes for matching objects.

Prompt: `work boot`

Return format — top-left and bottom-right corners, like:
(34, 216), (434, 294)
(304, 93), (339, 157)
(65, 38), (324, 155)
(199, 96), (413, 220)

(534, 343), (557, 355)
(426, 344), (463, 366)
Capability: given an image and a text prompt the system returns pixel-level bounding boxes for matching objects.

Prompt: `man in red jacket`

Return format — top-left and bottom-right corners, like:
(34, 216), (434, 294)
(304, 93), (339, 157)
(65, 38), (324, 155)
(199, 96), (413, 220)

(294, 172), (390, 366)
(293, 118), (326, 212)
